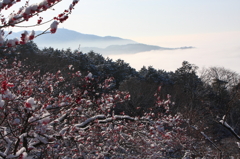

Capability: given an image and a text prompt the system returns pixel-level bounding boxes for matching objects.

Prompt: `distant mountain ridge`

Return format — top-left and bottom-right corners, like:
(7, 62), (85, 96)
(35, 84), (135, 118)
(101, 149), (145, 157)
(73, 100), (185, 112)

(8, 28), (194, 54)
(81, 44), (192, 55)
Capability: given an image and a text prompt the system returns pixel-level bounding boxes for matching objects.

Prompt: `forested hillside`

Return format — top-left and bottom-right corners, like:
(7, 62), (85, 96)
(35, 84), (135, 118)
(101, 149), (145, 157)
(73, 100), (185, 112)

(1, 41), (240, 158)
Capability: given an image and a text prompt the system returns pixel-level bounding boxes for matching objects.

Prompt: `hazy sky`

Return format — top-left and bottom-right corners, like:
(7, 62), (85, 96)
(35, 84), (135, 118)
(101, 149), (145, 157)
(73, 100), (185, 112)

(11, 0), (240, 38)
(61, 0), (240, 38)
(8, 0), (240, 73)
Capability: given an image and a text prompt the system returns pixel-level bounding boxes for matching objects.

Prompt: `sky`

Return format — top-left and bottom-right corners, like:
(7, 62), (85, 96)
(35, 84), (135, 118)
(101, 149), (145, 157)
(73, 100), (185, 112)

(7, 0), (240, 73)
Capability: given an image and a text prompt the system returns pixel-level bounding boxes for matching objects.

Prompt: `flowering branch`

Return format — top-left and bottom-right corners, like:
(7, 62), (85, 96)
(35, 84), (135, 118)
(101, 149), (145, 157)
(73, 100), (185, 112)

(0, 0), (80, 48)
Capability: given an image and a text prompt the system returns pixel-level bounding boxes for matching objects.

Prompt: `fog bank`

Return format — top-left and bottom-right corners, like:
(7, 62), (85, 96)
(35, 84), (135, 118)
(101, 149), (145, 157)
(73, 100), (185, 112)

(106, 31), (240, 73)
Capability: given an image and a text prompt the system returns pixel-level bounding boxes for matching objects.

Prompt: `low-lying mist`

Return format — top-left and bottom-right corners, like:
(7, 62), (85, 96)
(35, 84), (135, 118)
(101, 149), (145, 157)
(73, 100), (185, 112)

(106, 31), (240, 73)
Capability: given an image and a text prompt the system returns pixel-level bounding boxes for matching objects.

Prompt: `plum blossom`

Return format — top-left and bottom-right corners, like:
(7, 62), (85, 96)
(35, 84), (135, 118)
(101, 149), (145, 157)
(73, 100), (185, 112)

(25, 97), (35, 109)
(86, 72), (93, 79)
(29, 30), (35, 40)
(50, 21), (59, 33)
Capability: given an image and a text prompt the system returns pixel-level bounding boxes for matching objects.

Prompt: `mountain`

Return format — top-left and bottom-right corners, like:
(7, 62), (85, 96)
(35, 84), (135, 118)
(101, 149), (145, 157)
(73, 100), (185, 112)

(8, 28), (194, 54)
(9, 28), (137, 49)
(81, 44), (194, 55)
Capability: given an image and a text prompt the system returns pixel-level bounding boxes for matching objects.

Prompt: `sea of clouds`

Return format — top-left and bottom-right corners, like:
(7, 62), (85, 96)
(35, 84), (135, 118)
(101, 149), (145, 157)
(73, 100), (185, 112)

(106, 31), (240, 74)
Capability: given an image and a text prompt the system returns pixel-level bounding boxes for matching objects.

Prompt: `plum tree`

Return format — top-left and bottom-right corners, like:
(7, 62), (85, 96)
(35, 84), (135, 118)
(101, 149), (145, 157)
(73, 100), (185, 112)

(0, 58), (194, 158)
